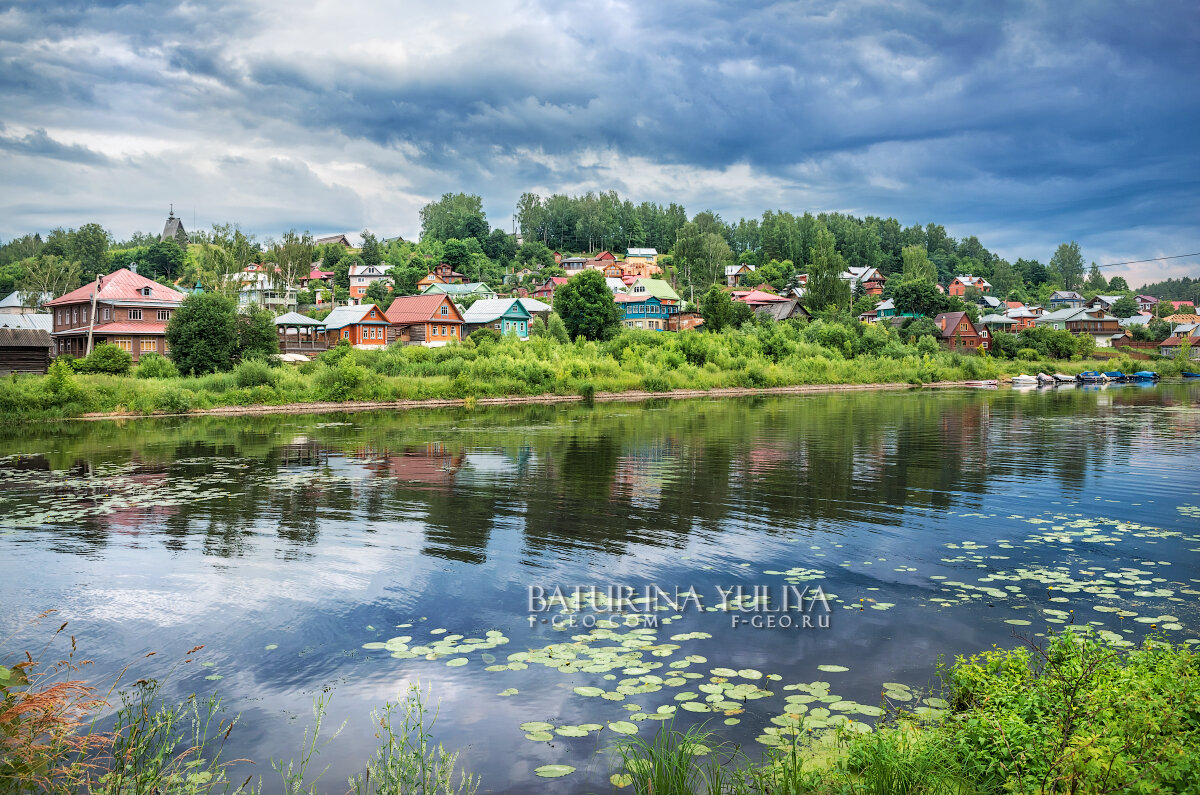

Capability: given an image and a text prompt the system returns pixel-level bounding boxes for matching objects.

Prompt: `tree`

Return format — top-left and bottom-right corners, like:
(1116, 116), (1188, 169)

(484, 228), (517, 263)
(364, 279), (393, 306)
(891, 279), (944, 318)
(419, 193), (487, 243)
(902, 316), (941, 342)
(516, 241), (555, 268)
(1050, 242), (1085, 290)
(80, 342), (132, 374)
(699, 285), (734, 332)
(166, 292), (239, 374)
(268, 230), (314, 299)
(441, 239), (471, 273)
(1084, 262), (1108, 293)
(546, 312), (570, 343)
(359, 230), (382, 268)
(1108, 276), (1129, 292)
(142, 239), (185, 281)
(1147, 318), (1171, 341)
(236, 305), (279, 359)
(804, 228), (852, 313)
(900, 245), (937, 285)
(72, 223), (111, 278)
(17, 254), (81, 307)
(1109, 296), (1139, 318)
(990, 258), (1019, 297)
(553, 270), (621, 340)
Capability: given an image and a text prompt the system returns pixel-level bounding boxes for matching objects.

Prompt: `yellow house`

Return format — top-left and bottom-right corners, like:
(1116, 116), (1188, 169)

(623, 248), (661, 277)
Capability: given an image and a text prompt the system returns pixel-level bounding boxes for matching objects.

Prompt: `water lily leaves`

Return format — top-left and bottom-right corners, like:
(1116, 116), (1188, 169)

(611, 773), (634, 787)
(265, 644), (278, 651)
(573, 686), (604, 697)
(534, 764), (575, 778)
(524, 731), (552, 741)
(711, 667), (738, 677)
(1004, 619), (1032, 626)
(204, 674), (222, 681)
(609, 720), (638, 735)
(520, 721), (553, 733)
(555, 725), (588, 737)
(446, 657), (468, 667)
(816, 665), (849, 673)
(737, 668), (763, 679)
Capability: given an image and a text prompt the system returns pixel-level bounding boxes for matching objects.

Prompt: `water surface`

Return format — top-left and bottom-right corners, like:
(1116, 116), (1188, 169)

(2, 384), (1198, 792)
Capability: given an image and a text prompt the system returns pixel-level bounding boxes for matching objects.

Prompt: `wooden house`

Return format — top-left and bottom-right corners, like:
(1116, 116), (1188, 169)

(934, 311), (985, 352)
(384, 294), (464, 346)
(616, 279), (680, 331)
(461, 298), (533, 339)
(948, 275), (991, 297)
(348, 264), (390, 303)
(46, 268), (186, 361)
(532, 277), (569, 302)
(321, 304), (391, 348)
(0, 328), (52, 375)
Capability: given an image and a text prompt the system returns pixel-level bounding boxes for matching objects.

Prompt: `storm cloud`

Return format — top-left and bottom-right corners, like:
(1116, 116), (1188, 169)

(0, 0), (1196, 282)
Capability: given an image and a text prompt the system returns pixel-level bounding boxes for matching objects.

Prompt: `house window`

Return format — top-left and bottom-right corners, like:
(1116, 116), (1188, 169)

(141, 338), (156, 352)
(158, 310), (170, 321)
(440, 305), (448, 315)
(369, 311), (376, 318)
(141, 287), (152, 297)
(104, 308), (111, 320)
(493, 323), (501, 330)
(343, 330), (349, 339)
(128, 309), (143, 320)
(72, 308), (77, 323)
(113, 338), (132, 351)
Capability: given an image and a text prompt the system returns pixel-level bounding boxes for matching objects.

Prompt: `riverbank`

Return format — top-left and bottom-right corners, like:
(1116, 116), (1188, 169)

(2, 324), (1185, 421)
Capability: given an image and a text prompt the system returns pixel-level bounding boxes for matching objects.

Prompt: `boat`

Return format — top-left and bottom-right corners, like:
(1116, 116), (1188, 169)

(1103, 371), (1126, 381)
(1183, 372), (1200, 379)
(1011, 374), (1038, 386)
(1037, 373), (1055, 385)
(1053, 373), (1075, 383)
(1129, 371), (1160, 382)
(1077, 371), (1107, 382)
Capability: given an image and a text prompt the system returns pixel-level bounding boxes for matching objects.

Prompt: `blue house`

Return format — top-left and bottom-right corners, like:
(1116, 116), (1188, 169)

(616, 278), (681, 331)
(461, 298), (533, 339)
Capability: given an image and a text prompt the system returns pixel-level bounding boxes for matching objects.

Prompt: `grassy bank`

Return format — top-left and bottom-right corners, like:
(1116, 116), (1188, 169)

(609, 630), (1200, 794)
(2, 322), (1189, 421)
(5, 624), (1195, 793)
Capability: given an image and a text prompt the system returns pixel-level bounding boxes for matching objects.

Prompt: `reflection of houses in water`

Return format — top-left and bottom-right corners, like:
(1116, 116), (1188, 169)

(611, 439), (681, 509)
(277, 437), (330, 467)
(367, 443), (464, 489)
(457, 447), (534, 483)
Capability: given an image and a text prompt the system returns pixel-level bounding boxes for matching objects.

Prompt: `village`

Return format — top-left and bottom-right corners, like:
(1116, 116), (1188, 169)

(1, 209), (1197, 377)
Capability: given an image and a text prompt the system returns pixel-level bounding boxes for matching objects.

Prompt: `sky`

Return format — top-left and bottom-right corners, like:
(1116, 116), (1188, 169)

(1, 0), (1197, 286)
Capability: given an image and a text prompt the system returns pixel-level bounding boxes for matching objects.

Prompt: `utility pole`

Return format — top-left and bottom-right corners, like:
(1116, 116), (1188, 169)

(85, 278), (100, 356)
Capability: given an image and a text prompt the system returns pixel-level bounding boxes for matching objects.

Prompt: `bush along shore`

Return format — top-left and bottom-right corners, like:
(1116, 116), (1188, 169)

(2, 319), (1189, 421)
(3, 626), (1196, 793)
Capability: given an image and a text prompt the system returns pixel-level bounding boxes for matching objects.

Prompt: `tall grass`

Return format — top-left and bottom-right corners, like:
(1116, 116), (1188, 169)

(0, 320), (1189, 420)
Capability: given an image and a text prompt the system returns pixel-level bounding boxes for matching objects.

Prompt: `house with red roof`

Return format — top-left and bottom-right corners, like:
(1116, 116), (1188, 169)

(1170, 300), (1196, 312)
(934, 311), (985, 352)
(595, 251), (616, 261)
(320, 304), (392, 348)
(47, 268), (186, 360)
(532, 277), (569, 302)
(732, 289), (790, 307)
(384, 294), (464, 346)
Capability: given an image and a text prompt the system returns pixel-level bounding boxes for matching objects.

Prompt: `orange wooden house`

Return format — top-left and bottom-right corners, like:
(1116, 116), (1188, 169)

(321, 304), (391, 348)
(385, 294), (464, 346)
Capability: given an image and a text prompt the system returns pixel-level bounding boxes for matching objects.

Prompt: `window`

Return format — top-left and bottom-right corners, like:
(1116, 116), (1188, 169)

(128, 309), (143, 320)
(343, 329), (349, 339)
(141, 338), (156, 352)
(104, 308), (111, 320)
(72, 308), (77, 323)
(113, 338), (132, 351)
(440, 305), (448, 316)
(141, 286), (152, 297)
(158, 310), (170, 321)
(82, 308), (88, 323)
(369, 311), (376, 318)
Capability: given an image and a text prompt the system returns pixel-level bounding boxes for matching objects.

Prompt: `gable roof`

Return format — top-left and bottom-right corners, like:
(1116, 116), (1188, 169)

(754, 299), (809, 321)
(422, 282), (492, 295)
(47, 268), (186, 307)
(626, 248), (658, 257)
(461, 298), (533, 324)
(515, 296), (551, 314)
(274, 311), (325, 327)
(934, 312), (975, 339)
(1050, 290), (1084, 300)
(0, 291), (51, 309)
(732, 289), (789, 306)
(349, 264), (387, 277)
(322, 304), (386, 330)
(625, 278), (680, 302)
(0, 327), (51, 348)
(385, 294), (462, 325)
(725, 263), (754, 276)
(1135, 294), (1158, 303)
(161, 213), (187, 243)
(315, 234), (352, 246)
(953, 274), (991, 287)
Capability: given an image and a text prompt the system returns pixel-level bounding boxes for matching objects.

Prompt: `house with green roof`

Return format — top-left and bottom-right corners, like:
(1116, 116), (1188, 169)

(420, 282), (497, 300)
(616, 278), (680, 331)
(461, 298), (533, 339)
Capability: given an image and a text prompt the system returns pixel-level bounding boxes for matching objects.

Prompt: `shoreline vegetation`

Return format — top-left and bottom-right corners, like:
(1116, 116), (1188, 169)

(2, 322), (1189, 422)
(3, 621), (1195, 793)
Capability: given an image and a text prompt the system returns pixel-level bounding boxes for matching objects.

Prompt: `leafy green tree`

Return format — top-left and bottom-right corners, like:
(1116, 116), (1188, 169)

(516, 241), (555, 268)
(268, 230), (314, 296)
(142, 239), (185, 281)
(553, 270), (621, 340)
(546, 312), (570, 344)
(419, 193), (487, 243)
(364, 279), (393, 306)
(1074, 332), (1096, 357)
(17, 254), (81, 307)
(1147, 318), (1172, 341)
(389, 265), (425, 296)
(1084, 262), (1108, 293)
(990, 258), (1019, 297)
(889, 279), (942, 318)
(80, 342), (132, 374)
(1109, 296), (1139, 318)
(236, 305), (280, 360)
(900, 245), (937, 285)
(674, 223), (733, 302)
(1050, 242), (1085, 290)
(166, 292), (239, 374)
(72, 223), (112, 278)
(699, 285), (734, 332)
(1107, 276), (1129, 292)
(902, 316), (941, 342)
(441, 239), (471, 273)
(484, 229), (517, 263)
(804, 228), (851, 313)
(359, 230), (383, 268)
(529, 315), (547, 337)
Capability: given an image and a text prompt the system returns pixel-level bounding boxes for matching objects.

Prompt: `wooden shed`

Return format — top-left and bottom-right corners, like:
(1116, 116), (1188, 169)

(0, 328), (53, 375)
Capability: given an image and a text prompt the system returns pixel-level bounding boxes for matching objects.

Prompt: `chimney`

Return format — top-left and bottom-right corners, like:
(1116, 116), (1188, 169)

(940, 315), (946, 331)
(129, 262), (138, 275)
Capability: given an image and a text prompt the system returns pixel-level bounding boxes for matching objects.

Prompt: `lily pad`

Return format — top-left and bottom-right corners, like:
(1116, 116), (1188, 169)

(534, 764), (575, 778)
(609, 720), (639, 735)
(817, 665), (849, 673)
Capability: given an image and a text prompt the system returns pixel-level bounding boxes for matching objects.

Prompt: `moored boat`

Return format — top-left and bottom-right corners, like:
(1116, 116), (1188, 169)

(1053, 373), (1075, 383)
(1103, 371), (1126, 381)
(1078, 370), (1107, 382)
(1183, 372), (1200, 379)
(1011, 374), (1038, 386)
(1037, 373), (1055, 384)
(1129, 371), (1160, 382)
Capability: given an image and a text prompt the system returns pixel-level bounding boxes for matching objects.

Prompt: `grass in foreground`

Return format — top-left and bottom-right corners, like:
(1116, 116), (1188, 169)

(2, 320), (1185, 420)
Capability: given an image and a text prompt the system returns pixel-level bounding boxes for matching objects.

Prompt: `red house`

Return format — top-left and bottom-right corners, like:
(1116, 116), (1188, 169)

(948, 275), (992, 297)
(385, 294), (464, 346)
(595, 251), (616, 261)
(532, 277), (569, 302)
(47, 268), (186, 360)
(934, 311), (985, 352)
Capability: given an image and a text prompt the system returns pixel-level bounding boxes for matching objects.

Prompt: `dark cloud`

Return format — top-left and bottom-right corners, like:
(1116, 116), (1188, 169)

(0, 126), (110, 165)
(0, 0), (1196, 280)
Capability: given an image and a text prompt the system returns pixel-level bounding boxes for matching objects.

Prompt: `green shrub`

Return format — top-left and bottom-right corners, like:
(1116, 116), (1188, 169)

(469, 328), (500, 345)
(134, 353), (179, 379)
(80, 343), (133, 375)
(233, 358), (277, 388)
(579, 382), (595, 402)
(642, 371), (671, 392)
(154, 387), (193, 414)
(1018, 347), (1039, 361)
(314, 355), (369, 401)
(44, 358), (82, 401)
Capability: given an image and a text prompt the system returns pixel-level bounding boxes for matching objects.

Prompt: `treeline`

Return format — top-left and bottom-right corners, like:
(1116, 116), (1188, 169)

(1135, 276), (1200, 304)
